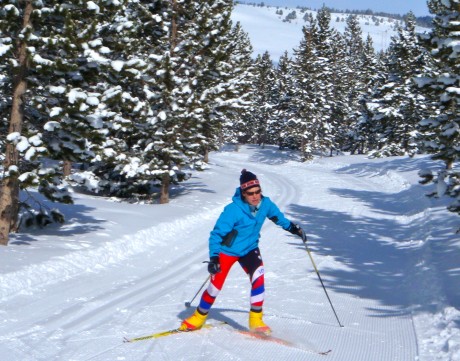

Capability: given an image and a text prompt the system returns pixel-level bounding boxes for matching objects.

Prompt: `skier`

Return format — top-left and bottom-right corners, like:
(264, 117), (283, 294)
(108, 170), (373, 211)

(179, 169), (307, 334)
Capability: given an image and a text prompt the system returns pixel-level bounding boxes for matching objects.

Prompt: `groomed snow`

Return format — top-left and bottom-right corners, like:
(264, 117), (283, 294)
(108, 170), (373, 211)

(0, 145), (458, 361)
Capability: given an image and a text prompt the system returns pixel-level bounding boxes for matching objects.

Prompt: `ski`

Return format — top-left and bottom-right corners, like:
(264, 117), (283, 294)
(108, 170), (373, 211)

(124, 321), (331, 356)
(123, 322), (224, 343)
(236, 329), (332, 356)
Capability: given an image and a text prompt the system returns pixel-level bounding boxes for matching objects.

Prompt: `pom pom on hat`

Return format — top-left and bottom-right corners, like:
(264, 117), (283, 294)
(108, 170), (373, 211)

(240, 169), (260, 190)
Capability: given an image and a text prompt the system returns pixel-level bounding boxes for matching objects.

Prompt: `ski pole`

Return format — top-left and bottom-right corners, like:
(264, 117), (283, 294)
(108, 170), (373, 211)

(304, 243), (344, 327)
(184, 274), (210, 308)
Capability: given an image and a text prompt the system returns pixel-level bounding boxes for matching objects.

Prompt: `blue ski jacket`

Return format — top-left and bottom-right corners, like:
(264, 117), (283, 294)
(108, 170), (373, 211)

(209, 187), (292, 258)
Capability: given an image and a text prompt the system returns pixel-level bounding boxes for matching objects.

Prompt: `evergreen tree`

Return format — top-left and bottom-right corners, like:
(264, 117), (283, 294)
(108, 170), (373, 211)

(273, 51), (297, 149)
(341, 15), (366, 152)
(0, 0), (123, 245)
(250, 51), (277, 147)
(308, 7), (337, 156)
(80, 0), (240, 203)
(416, 0), (460, 224)
(291, 15), (323, 161)
(223, 21), (256, 145)
(350, 35), (381, 154)
(367, 12), (433, 157)
(329, 30), (349, 155)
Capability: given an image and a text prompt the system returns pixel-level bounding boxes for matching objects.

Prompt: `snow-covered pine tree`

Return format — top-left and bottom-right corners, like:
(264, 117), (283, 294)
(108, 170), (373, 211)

(352, 36), (388, 154)
(135, 0), (197, 204)
(415, 0), (460, 224)
(306, 7), (337, 156)
(0, 0), (123, 245)
(76, 0), (239, 203)
(273, 51), (298, 149)
(329, 30), (349, 155)
(250, 51), (277, 147)
(183, 0), (242, 163)
(341, 15), (367, 152)
(291, 15), (322, 161)
(367, 12), (432, 157)
(75, 0), (173, 201)
(222, 21), (256, 145)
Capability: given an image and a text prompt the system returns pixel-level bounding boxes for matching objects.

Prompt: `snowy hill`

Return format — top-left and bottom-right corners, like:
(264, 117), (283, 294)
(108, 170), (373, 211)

(231, 4), (431, 60)
(0, 145), (458, 360)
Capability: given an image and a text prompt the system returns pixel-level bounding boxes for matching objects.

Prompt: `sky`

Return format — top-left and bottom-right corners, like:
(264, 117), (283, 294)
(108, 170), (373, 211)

(0, 145), (459, 360)
(241, 0), (432, 17)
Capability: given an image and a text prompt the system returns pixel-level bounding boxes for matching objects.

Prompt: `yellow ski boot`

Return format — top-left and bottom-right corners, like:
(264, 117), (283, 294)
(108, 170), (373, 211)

(249, 310), (271, 335)
(179, 309), (208, 331)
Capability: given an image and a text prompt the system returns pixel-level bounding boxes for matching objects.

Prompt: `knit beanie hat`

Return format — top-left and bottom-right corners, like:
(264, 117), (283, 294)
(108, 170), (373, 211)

(240, 169), (260, 191)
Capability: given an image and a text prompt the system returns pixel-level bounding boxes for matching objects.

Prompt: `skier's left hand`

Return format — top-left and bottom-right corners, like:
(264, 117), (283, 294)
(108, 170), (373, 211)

(288, 222), (307, 243)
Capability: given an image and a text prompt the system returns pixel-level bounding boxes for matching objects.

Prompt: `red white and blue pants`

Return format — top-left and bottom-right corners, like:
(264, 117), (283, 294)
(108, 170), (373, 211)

(198, 248), (265, 314)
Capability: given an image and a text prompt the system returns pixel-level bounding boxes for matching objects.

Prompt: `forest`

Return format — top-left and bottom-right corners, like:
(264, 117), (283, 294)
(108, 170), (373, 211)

(0, 0), (458, 245)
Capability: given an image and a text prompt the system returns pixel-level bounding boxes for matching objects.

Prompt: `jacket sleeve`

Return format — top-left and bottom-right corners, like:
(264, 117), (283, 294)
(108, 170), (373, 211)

(209, 204), (237, 258)
(266, 199), (292, 230)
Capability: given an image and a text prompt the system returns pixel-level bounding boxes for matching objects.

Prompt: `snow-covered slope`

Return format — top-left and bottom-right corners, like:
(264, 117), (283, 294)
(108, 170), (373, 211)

(0, 146), (458, 360)
(231, 4), (431, 60)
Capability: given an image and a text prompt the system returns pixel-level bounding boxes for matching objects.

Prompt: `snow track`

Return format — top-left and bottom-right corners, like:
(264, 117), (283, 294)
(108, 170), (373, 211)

(0, 146), (457, 361)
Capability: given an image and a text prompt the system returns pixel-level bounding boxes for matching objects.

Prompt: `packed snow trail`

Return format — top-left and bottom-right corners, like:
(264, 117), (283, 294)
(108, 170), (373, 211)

(0, 145), (458, 360)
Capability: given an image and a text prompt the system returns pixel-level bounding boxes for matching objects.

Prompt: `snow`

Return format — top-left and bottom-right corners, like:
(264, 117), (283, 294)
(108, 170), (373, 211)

(111, 60), (124, 72)
(0, 44), (12, 56)
(86, 1), (100, 13)
(33, 54), (52, 66)
(1, 145), (459, 361)
(231, 4), (431, 60)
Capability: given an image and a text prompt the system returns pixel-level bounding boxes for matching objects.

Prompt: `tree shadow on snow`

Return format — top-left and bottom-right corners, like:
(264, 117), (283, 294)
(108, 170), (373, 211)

(9, 192), (105, 246)
(285, 184), (460, 318)
(335, 155), (444, 177)
(246, 144), (300, 165)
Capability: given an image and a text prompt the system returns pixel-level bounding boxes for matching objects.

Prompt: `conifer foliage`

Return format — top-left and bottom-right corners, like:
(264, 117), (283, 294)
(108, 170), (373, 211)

(415, 0), (460, 224)
(0, 0), (124, 244)
(366, 12), (433, 157)
(1, 3), (459, 244)
(0, 0), (244, 244)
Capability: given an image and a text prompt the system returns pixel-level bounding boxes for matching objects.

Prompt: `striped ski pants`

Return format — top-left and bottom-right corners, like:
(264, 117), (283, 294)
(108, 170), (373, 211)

(198, 248), (265, 314)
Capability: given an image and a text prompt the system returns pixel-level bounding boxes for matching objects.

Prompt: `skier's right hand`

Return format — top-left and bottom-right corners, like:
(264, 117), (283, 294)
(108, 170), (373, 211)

(208, 256), (221, 274)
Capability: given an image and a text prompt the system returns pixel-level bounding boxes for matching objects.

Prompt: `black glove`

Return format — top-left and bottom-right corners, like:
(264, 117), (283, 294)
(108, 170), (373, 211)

(288, 222), (308, 243)
(207, 256), (221, 274)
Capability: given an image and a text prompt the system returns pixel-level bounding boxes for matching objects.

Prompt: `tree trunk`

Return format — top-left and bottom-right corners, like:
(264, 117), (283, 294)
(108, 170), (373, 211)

(63, 160), (72, 177)
(171, 0), (178, 51)
(203, 146), (209, 163)
(0, 1), (33, 246)
(159, 172), (170, 204)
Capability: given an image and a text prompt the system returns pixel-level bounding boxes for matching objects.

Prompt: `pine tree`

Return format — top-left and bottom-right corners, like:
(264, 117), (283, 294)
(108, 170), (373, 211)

(0, 0), (123, 245)
(349, 35), (384, 154)
(353, 39), (388, 154)
(367, 12), (433, 157)
(416, 0), (460, 225)
(291, 15), (322, 161)
(222, 21), (256, 145)
(341, 15), (366, 152)
(250, 51), (277, 147)
(77, 0), (240, 203)
(184, 0), (242, 163)
(329, 30), (349, 155)
(81, 0), (180, 202)
(272, 51), (297, 149)
(308, 7), (337, 156)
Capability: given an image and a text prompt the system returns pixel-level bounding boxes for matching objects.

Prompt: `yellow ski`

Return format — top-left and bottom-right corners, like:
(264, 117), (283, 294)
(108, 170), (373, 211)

(123, 322), (223, 343)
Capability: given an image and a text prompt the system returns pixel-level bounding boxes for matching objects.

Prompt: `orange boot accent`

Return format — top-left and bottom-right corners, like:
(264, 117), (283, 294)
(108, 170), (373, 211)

(249, 310), (271, 334)
(179, 309), (208, 331)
